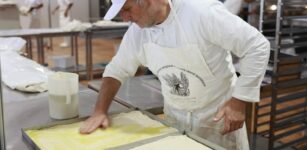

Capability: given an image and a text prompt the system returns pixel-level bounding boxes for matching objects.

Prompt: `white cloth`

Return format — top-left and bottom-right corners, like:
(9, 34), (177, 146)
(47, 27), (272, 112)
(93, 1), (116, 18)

(223, 0), (243, 15)
(0, 37), (26, 53)
(61, 19), (92, 31)
(1, 51), (54, 92)
(93, 20), (130, 27)
(104, 0), (270, 103)
(0, 37), (50, 93)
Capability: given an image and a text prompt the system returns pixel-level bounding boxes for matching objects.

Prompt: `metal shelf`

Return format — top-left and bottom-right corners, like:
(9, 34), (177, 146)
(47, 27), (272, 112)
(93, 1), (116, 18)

(255, 0), (307, 149)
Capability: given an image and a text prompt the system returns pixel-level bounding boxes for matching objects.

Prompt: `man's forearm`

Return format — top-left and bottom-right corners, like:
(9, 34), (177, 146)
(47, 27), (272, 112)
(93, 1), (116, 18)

(65, 3), (73, 15)
(94, 77), (121, 114)
(34, 4), (43, 9)
(53, 6), (59, 13)
(67, 3), (73, 11)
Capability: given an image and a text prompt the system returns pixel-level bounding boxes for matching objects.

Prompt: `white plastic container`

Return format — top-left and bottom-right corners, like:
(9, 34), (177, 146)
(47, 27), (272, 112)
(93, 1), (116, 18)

(51, 55), (75, 68)
(47, 72), (79, 120)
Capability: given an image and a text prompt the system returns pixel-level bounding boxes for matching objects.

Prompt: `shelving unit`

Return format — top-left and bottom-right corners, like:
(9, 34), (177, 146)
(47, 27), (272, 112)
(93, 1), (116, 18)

(254, 0), (307, 149)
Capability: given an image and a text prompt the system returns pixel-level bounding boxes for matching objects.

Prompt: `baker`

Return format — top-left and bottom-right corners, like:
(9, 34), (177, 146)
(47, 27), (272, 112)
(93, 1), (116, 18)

(80, 0), (270, 149)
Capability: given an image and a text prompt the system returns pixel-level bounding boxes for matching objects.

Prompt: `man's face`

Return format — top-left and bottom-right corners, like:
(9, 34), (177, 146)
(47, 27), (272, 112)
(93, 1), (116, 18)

(119, 0), (157, 28)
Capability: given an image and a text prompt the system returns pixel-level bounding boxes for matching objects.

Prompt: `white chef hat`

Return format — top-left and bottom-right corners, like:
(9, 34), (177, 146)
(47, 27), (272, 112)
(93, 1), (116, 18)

(104, 0), (127, 20)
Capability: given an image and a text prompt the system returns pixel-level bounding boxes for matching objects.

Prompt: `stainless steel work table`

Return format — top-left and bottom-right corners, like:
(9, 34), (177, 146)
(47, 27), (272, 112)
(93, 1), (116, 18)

(0, 28), (79, 63)
(0, 29), (44, 60)
(2, 83), (88, 103)
(33, 29), (80, 66)
(35, 26), (128, 80)
(3, 89), (130, 150)
(0, 29), (82, 79)
(0, 26), (129, 80)
(88, 75), (164, 114)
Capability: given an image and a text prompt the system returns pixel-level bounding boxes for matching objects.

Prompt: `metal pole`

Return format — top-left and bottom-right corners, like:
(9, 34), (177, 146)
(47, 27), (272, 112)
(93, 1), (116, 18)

(89, 0), (92, 22)
(48, 0), (53, 50)
(48, 0), (52, 28)
(259, 0), (265, 32)
(269, 0), (283, 149)
(0, 56), (6, 150)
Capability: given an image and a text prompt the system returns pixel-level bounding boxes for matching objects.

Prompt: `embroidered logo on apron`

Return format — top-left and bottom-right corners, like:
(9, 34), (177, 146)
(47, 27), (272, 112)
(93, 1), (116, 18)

(163, 72), (190, 96)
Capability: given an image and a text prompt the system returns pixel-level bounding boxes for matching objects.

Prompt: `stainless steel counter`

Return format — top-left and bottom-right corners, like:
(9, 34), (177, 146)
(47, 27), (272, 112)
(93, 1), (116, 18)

(88, 75), (164, 114)
(0, 26), (128, 80)
(2, 83), (88, 103)
(3, 89), (130, 150)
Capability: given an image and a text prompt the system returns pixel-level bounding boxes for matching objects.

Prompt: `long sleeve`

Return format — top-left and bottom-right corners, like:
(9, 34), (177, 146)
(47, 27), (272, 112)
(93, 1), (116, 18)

(103, 26), (142, 84)
(200, 2), (270, 102)
(223, 0), (243, 15)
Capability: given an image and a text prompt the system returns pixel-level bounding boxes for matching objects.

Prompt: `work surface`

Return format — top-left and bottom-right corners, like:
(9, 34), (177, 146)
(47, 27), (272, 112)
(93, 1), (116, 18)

(88, 75), (164, 114)
(2, 84), (88, 103)
(3, 88), (130, 150)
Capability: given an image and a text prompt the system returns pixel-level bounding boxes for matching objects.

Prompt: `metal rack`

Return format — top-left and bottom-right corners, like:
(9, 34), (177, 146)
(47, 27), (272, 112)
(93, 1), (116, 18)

(99, 0), (111, 18)
(254, 0), (307, 149)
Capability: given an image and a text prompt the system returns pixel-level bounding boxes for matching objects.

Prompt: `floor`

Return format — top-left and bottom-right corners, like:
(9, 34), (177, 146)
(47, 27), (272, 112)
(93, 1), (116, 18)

(28, 36), (121, 84)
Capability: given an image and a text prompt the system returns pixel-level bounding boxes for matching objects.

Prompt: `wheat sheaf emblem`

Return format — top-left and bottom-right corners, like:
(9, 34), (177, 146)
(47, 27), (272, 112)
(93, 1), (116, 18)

(163, 72), (190, 96)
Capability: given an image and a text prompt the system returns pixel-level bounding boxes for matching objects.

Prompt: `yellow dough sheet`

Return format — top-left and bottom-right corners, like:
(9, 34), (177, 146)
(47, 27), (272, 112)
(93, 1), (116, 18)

(25, 111), (177, 150)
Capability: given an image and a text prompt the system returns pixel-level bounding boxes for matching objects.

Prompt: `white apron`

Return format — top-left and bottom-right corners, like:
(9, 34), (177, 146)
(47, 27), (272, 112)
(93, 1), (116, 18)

(58, 0), (71, 27)
(59, 11), (71, 28)
(59, 11), (71, 45)
(138, 0), (249, 149)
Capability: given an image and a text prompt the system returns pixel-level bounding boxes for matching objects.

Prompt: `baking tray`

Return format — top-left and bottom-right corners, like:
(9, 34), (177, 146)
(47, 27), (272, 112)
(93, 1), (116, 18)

(21, 110), (179, 150)
(22, 116), (96, 150)
(22, 110), (225, 150)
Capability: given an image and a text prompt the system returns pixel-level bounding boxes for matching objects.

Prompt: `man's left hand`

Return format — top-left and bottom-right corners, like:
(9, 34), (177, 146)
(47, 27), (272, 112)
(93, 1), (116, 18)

(213, 97), (247, 135)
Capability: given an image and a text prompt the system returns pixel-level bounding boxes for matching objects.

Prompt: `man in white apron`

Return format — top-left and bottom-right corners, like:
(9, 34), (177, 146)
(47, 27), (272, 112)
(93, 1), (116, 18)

(79, 0), (270, 149)
(23, 0), (43, 29)
(52, 0), (73, 47)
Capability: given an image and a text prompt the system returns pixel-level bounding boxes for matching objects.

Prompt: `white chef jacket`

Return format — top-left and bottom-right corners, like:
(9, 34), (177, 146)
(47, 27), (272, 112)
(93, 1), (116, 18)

(224, 0), (243, 15)
(26, 0), (43, 9)
(103, 0), (270, 103)
(57, 0), (72, 11)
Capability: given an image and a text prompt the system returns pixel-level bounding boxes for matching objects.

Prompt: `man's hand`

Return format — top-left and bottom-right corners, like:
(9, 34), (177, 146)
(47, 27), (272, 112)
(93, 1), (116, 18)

(213, 97), (246, 135)
(79, 112), (110, 134)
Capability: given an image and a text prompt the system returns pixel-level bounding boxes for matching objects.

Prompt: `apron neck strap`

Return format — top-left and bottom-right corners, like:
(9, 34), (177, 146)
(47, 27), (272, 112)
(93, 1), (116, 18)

(167, 0), (190, 44)
(143, 0), (190, 45)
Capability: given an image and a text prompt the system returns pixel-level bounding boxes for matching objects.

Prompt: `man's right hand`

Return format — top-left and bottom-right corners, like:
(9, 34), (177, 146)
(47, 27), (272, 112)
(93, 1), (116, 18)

(79, 113), (110, 134)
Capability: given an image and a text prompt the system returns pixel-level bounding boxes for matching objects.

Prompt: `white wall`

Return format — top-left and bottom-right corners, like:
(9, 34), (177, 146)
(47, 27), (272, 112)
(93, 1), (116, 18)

(90, 0), (101, 22)
(14, 0), (90, 29)
(0, 4), (21, 29)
